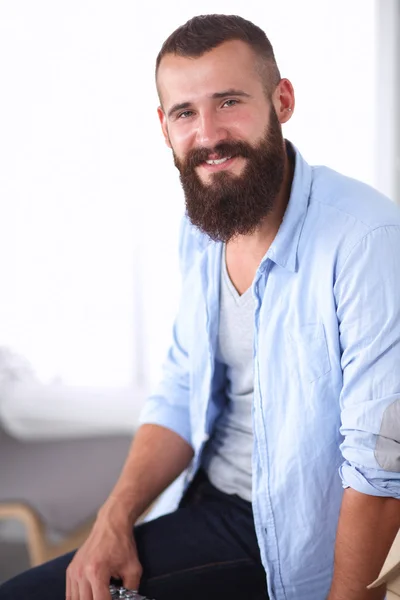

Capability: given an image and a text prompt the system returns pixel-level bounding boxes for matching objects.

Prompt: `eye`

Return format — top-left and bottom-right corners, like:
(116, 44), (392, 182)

(178, 110), (194, 119)
(222, 99), (239, 108)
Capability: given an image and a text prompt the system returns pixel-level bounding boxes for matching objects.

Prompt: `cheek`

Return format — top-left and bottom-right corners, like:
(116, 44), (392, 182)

(168, 126), (194, 156)
(232, 117), (264, 143)
(224, 106), (269, 141)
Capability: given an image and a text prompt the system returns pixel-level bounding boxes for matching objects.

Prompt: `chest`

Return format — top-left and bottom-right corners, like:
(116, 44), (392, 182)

(225, 244), (266, 296)
(187, 242), (343, 454)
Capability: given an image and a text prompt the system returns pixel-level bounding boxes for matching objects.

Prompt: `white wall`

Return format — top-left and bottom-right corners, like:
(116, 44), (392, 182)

(0, 1), (384, 399)
(375, 0), (400, 202)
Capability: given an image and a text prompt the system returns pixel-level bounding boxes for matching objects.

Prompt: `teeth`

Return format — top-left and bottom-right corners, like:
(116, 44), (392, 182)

(205, 156), (231, 165)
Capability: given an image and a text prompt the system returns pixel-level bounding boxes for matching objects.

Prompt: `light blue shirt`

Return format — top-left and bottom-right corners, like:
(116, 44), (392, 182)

(139, 142), (400, 600)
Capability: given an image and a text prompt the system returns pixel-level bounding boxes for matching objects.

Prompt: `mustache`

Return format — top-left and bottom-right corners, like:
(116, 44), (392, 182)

(182, 140), (254, 172)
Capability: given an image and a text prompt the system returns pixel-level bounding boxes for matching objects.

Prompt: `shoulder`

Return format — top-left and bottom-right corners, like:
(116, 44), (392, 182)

(309, 166), (400, 231)
(301, 166), (400, 269)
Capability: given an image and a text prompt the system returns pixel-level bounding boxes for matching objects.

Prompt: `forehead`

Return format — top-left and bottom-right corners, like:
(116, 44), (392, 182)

(157, 40), (264, 109)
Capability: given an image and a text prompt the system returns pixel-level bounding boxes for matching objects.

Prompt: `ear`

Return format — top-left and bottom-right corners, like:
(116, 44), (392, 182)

(157, 106), (172, 148)
(272, 78), (295, 124)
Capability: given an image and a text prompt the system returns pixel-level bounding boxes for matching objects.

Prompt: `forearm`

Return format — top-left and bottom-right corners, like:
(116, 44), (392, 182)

(98, 423), (194, 526)
(328, 488), (400, 600)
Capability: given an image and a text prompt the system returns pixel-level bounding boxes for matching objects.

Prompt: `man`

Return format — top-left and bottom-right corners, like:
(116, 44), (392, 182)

(1, 13), (400, 600)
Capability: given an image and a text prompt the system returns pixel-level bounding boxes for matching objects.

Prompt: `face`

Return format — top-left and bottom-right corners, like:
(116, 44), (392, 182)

(157, 40), (294, 242)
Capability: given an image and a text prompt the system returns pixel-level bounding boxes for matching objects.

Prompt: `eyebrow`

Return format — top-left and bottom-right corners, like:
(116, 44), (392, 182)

(167, 89), (252, 119)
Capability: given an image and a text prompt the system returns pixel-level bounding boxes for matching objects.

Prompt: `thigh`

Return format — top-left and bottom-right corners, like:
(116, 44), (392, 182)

(0, 550), (75, 600)
(137, 488), (268, 600)
(0, 484), (268, 600)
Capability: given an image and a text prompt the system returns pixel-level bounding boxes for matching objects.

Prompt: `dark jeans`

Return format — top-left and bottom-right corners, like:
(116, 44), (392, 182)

(0, 470), (268, 600)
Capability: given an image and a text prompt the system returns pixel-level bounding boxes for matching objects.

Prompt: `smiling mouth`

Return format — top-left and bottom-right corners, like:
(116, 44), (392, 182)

(198, 155), (241, 172)
(204, 156), (232, 165)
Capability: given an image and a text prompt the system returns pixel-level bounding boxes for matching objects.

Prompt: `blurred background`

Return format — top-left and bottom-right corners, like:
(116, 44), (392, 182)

(0, 0), (399, 582)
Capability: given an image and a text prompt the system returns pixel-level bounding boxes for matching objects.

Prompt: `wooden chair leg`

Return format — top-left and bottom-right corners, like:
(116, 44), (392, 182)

(0, 504), (96, 566)
(0, 502), (48, 567)
(43, 518), (95, 562)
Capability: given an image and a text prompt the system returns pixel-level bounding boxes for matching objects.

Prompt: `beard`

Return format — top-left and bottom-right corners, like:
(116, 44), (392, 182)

(173, 107), (286, 243)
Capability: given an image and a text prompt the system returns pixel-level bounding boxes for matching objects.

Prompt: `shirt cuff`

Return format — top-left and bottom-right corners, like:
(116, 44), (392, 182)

(139, 398), (193, 447)
(339, 461), (400, 499)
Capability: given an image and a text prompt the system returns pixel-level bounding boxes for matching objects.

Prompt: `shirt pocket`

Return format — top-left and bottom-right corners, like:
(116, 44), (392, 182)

(288, 323), (331, 383)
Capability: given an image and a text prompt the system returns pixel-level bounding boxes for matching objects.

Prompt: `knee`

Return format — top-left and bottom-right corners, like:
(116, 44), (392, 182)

(0, 565), (62, 600)
(0, 571), (29, 600)
(0, 551), (74, 600)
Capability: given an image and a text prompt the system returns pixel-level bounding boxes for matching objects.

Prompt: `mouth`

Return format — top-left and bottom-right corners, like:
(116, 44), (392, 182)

(199, 155), (238, 172)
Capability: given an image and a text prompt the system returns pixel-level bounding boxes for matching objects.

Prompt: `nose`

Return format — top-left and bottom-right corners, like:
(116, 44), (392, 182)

(196, 111), (229, 148)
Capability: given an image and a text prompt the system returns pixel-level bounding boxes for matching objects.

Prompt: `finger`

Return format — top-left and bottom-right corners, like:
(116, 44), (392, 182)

(78, 579), (93, 600)
(91, 577), (113, 600)
(120, 562), (143, 591)
(70, 577), (80, 600)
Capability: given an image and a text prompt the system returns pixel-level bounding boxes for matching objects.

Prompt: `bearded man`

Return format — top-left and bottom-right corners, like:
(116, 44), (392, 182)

(1, 13), (400, 600)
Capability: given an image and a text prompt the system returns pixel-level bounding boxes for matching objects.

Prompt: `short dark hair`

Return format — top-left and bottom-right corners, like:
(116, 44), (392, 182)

(155, 14), (281, 96)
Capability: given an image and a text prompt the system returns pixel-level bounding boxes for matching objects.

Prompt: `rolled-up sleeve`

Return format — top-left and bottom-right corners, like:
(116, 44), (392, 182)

(335, 224), (400, 497)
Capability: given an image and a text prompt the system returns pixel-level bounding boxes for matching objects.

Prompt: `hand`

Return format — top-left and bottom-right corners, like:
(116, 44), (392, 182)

(66, 502), (142, 600)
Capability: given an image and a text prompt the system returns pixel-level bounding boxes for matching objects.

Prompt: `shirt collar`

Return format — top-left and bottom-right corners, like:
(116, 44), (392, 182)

(263, 141), (312, 273)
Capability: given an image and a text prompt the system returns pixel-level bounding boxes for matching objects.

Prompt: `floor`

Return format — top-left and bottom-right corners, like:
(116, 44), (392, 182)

(0, 541), (30, 584)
